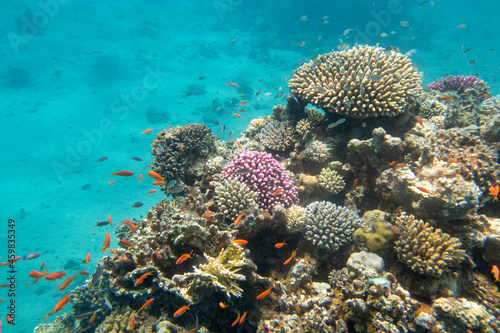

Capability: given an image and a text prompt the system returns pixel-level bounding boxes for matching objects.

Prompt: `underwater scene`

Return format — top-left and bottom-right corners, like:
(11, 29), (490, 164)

(1, 0), (500, 332)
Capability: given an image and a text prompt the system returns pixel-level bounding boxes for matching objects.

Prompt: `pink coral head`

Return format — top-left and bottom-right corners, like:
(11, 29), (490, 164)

(221, 150), (299, 210)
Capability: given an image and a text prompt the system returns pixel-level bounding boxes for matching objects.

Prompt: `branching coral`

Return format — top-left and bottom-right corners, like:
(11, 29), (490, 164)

(259, 120), (295, 151)
(215, 178), (257, 221)
(428, 75), (489, 103)
(288, 45), (422, 118)
(318, 167), (345, 194)
(393, 213), (465, 276)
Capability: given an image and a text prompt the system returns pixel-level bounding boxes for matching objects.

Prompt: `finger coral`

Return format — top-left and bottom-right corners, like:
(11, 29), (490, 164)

(220, 150), (299, 210)
(259, 120), (295, 151)
(318, 167), (345, 194)
(288, 45), (422, 118)
(304, 201), (363, 252)
(215, 178), (257, 221)
(393, 213), (465, 276)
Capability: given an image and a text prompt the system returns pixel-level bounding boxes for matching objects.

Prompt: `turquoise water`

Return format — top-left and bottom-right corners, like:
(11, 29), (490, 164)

(0, 0), (499, 332)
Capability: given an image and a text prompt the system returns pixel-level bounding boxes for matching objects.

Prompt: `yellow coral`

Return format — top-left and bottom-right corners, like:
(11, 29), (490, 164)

(354, 221), (395, 251)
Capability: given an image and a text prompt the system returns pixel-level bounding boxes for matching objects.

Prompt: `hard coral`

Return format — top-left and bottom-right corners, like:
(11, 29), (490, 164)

(151, 123), (215, 184)
(318, 167), (345, 194)
(428, 75), (489, 103)
(259, 120), (295, 151)
(304, 201), (363, 252)
(394, 213), (465, 277)
(215, 178), (257, 221)
(220, 150), (299, 210)
(288, 45), (422, 118)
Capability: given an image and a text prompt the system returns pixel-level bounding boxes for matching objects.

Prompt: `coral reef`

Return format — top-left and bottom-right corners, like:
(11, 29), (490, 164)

(288, 45), (422, 118)
(301, 140), (331, 163)
(304, 201), (363, 252)
(318, 167), (345, 194)
(354, 220), (396, 252)
(428, 74), (489, 103)
(346, 251), (385, 276)
(220, 150), (299, 210)
(151, 123), (215, 184)
(393, 213), (465, 276)
(295, 118), (313, 136)
(215, 178), (257, 221)
(259, 120), (295, 151)
(286, 204), (308, 233)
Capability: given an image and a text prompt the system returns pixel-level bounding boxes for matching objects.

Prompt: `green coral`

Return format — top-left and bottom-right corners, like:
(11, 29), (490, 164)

(354, 221), (395, 251)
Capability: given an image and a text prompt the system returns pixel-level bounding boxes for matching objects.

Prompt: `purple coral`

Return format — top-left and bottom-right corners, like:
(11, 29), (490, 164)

(220, 150), (299, 211)
(428, 75), (489, 103)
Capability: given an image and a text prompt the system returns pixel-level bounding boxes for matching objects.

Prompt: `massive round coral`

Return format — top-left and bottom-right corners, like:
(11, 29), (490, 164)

(288, 45), (422, 118)
(220, 150), (299, 210)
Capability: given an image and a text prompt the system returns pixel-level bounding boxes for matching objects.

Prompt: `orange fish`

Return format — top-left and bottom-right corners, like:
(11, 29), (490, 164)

(202, 206), (211, 219)
(415, 117), (424, 126)
(108, 180), (115, 184)
(215, 137), (222, 141)
(40, 261), (45, 271)
(231, 239), (248, 245)
(121, 220), (139, 233)
(234, 213), (244, 226)
(416, 186), (435, 195)
(231, 312), (240, 327)
(233, 138), (242, 149)
(147, 170), (164, 181)
(110, 170), (135, 177)
(256, 286), (272, 300)
(134, 271), (154, 287)
(283, 250), (297, 266)
(389, 161), (396, 166)
(225, 81), (239, 88)
(130, 316), (135, 330)
(29, 269), (48, 279)
(352, 178), (359, 189)
(141, 129), (153, 135)
(239, 311), (247, 324)
(274, 241), (286, 248)
(489, 185), (499, 202)
(273, 189), (284, 196)
(138, 173), (143, 183)
(138, 298), (155, 312)
(58, 275), (76, 291)
(119, 239), (136, 247)
(233, 113), (242, 118)
(176, 250), (193, 264)
(237, 100), (249, 106)
(108, 214), (113, 229)
(81, 252), (91, 264)
(53, 295), (71, 313)
(152, 181), (163, 185)
(78, 270), (89, 275)
(147, 189), (156, 194)
(394, 163), (406, 167)
(439, 96), (454, 101)
(492, 265), (499, 282)
(44, 271), (67, 281)
(219, 302), (228, 308)
(101, 232), (111, 252)
(174, 304), (190, 317)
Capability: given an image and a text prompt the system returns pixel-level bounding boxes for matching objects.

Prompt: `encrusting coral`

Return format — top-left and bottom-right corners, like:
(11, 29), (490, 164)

(393, 213), (465, 277)
(288, 45), (422, 118)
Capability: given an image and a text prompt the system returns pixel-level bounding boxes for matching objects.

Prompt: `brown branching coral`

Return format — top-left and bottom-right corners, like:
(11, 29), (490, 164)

(259, 120), (295, 151)
(393, 213), (465, 276)
(288, 45), (422, 118)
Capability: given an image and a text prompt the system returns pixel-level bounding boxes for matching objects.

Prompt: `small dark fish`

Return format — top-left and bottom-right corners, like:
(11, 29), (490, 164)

(326, 118), (346, 130)
(131, 202), (144, 208)
(468, 59), (477, 65)
(235, 168), (251, 174)
(22, 253), (41, 261)
(343, 84), (351, 91)
(168, 186), (184, 194)
(305, 138), (314, 148)
(221, 125), (225, 133)
(186, 92), (193, 96)
(199, 76), (206, 80)
(81, 184), (91, 191)
(96, 156), (108, 162)
(367, 75), (382, 81)
(90, 265), (104, 287)
(419, 1), (428, 7)
(463, 48), (471, 54)
(130, 157), (142, 162)
(95, 221), (110, 227)
(165, 180), (177, 188)
(73, 312), (93, 320)
(214, 121), (220, 126)
(228, 130), (233, 137)
(344, 100), (354, 105)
